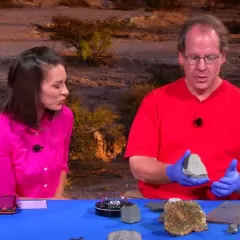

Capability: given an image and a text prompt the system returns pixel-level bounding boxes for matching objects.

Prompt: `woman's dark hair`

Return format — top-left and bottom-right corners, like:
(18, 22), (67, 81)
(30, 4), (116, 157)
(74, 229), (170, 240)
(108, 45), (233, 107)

(3, 46), (65, 129)
(178, 14), (229, 53)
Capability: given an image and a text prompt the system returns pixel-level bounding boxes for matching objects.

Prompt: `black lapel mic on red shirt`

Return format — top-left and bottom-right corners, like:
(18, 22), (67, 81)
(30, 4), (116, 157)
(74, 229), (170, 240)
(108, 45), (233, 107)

(32, 144), (44, 152)
(194, 117), (203, 127)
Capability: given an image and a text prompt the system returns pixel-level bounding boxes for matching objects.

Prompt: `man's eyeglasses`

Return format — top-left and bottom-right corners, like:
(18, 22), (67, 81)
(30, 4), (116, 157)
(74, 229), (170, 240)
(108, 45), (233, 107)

(184, 53), (221, 65)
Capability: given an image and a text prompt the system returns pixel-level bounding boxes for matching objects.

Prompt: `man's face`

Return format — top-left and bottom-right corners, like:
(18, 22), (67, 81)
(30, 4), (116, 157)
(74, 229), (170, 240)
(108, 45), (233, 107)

(179, 25), (226, 94)
(40, 64), (69, 111)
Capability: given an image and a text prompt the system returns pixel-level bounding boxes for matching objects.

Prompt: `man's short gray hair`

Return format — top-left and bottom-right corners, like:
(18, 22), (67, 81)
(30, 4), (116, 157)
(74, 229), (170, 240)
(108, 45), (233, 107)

(178, 14), (229, 53)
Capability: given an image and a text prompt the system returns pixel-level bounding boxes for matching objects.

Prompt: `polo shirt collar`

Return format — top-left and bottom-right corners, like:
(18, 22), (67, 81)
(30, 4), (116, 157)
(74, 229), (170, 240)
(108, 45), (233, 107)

(11, 112), (50, 134)
(183, 77), (226, 102)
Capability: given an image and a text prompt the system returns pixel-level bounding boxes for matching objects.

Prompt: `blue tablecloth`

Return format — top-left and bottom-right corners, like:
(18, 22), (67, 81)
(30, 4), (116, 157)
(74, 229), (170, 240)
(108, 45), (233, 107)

(0, 199), (239, 240)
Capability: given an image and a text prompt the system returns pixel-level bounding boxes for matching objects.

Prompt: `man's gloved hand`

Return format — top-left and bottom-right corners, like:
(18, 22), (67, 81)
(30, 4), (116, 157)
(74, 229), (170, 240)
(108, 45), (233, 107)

(211, 159), (240, 198)
(166, 150), (209, 186)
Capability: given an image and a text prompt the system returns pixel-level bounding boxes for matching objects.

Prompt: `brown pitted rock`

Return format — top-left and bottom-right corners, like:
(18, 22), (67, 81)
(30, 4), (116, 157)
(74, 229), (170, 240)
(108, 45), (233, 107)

(164, 200), (208, 236)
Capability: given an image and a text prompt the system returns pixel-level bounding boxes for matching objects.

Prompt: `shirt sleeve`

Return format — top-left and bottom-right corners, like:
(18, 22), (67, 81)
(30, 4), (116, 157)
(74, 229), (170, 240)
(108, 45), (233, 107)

(62, 108), (74, 173)
(0, 133), (16, 195)
(124, 90), (162, 159)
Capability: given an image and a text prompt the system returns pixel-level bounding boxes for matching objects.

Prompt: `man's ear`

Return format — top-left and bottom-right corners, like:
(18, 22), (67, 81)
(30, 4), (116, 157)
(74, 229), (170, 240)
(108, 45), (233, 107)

(221, 51), (227, 64)
(178, 52), (185, 66)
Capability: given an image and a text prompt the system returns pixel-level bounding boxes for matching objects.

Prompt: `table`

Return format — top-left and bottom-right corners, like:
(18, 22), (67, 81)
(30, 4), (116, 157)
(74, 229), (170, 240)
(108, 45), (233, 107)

(0, 199), (239, 240)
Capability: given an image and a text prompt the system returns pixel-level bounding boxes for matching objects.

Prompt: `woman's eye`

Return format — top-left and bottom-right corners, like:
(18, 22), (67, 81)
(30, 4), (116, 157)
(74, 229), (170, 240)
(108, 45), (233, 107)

(54, 85), (61, 89)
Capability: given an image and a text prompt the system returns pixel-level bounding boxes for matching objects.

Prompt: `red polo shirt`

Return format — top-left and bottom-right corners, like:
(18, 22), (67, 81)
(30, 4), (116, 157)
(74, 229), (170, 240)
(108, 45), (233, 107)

(125, 78), (240, 200)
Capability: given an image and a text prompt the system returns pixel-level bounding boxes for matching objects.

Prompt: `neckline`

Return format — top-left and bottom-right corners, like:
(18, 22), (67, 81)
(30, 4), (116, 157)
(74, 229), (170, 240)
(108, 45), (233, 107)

(183, 78), (226, 103)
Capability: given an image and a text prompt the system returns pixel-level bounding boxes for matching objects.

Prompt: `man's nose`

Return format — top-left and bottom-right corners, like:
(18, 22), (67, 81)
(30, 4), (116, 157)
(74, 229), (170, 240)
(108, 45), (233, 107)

(197, 58), (207, 71)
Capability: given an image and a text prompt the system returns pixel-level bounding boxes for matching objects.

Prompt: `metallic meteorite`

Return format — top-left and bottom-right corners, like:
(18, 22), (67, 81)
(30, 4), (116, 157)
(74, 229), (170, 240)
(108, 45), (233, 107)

(95, 194), (134, 217)
(163, 200), (208, 236)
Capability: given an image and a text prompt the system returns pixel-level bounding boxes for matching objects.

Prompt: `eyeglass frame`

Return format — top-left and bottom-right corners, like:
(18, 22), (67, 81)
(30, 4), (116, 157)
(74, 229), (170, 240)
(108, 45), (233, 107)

(183, 53), (222, 65)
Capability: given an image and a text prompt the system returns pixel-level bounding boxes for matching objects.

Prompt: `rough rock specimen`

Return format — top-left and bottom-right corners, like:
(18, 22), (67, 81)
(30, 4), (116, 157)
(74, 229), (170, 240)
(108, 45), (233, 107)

(157, 199), (181, 223)
(121, 204), (141, 223)
(227, 223), (239, 234)
(183, 154), (208, 178)
(164, 200), (208, 236)
(108, 230), (142, 240)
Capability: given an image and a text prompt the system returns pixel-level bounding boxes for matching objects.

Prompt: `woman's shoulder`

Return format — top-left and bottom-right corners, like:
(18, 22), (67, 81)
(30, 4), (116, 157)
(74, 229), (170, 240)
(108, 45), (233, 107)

(56, 105), (74, 124)
(60, 105), (73, 119)
(62, 105), (73, 116)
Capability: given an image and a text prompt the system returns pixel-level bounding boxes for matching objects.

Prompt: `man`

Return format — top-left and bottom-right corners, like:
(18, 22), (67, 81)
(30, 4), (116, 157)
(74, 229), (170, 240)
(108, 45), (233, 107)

(124, 14), (240, 200)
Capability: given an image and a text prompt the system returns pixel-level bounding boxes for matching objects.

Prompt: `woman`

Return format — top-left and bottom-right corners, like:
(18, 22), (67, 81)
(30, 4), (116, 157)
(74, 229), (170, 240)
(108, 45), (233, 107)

(0, 46), (74, 199)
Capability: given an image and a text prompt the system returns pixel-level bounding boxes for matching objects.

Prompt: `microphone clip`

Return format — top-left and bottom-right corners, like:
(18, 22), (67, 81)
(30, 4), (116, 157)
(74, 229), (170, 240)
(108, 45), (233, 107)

(194, 118), (203, 127)
(32, 144), (44, 153)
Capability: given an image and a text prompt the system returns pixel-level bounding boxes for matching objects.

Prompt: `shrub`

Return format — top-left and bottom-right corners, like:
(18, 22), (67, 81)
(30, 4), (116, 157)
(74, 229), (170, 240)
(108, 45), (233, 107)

(66, 94), (126, 173)
(58, 0), (90, 7)
(0, 0), (22, 8)
(118, 83), (156, 130)
(117, 64), (184, 131)
(39, 16), (134, 65)
(47, 16), (114, 65)
(148, 64), (184, 86)
(206, 0), (240, 12)
(224, 21), (240, 34)
(145, 0), (182, 9)
(214, 0), (239, 5)
(110, 0), (144, 10)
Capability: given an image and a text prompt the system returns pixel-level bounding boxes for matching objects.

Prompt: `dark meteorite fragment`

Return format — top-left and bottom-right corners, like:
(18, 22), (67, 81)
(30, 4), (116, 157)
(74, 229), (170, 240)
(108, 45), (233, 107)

(164, 200), (208, 236)
(145, 201), (167, 211)
(227, 223), (239, 234)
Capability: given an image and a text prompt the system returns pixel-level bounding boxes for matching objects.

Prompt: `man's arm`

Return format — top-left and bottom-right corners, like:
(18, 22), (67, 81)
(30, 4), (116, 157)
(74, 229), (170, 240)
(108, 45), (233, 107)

(129, 156), (171, 185)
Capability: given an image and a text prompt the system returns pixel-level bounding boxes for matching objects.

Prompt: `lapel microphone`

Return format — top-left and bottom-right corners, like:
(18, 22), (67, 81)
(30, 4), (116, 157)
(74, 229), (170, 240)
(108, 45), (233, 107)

(32, 144), (44, 152)
(194, 117), (203, 127)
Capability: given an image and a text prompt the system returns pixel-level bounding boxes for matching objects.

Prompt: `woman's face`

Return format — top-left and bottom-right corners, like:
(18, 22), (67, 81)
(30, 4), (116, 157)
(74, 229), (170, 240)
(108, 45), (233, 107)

(40, 64), (69, 111)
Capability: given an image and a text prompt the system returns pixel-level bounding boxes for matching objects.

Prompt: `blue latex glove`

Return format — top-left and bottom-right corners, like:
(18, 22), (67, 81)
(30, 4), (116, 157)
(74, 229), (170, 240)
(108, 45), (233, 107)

(166, 150), (209, 186)
(211, 159), (240, 197)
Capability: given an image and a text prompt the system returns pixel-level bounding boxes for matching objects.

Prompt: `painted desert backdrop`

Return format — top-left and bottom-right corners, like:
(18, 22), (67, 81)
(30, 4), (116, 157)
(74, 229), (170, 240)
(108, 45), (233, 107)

(0, 0), (239, 199)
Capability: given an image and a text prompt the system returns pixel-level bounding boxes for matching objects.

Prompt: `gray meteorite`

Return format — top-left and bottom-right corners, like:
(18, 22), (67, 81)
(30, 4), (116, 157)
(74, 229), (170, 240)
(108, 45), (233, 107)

(108, 230), (142, 240)
(145, 201), (167, 211)
(121, 204), (141, 223)
(183, 154), (208, 178)
(227, 223), (239, 234)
